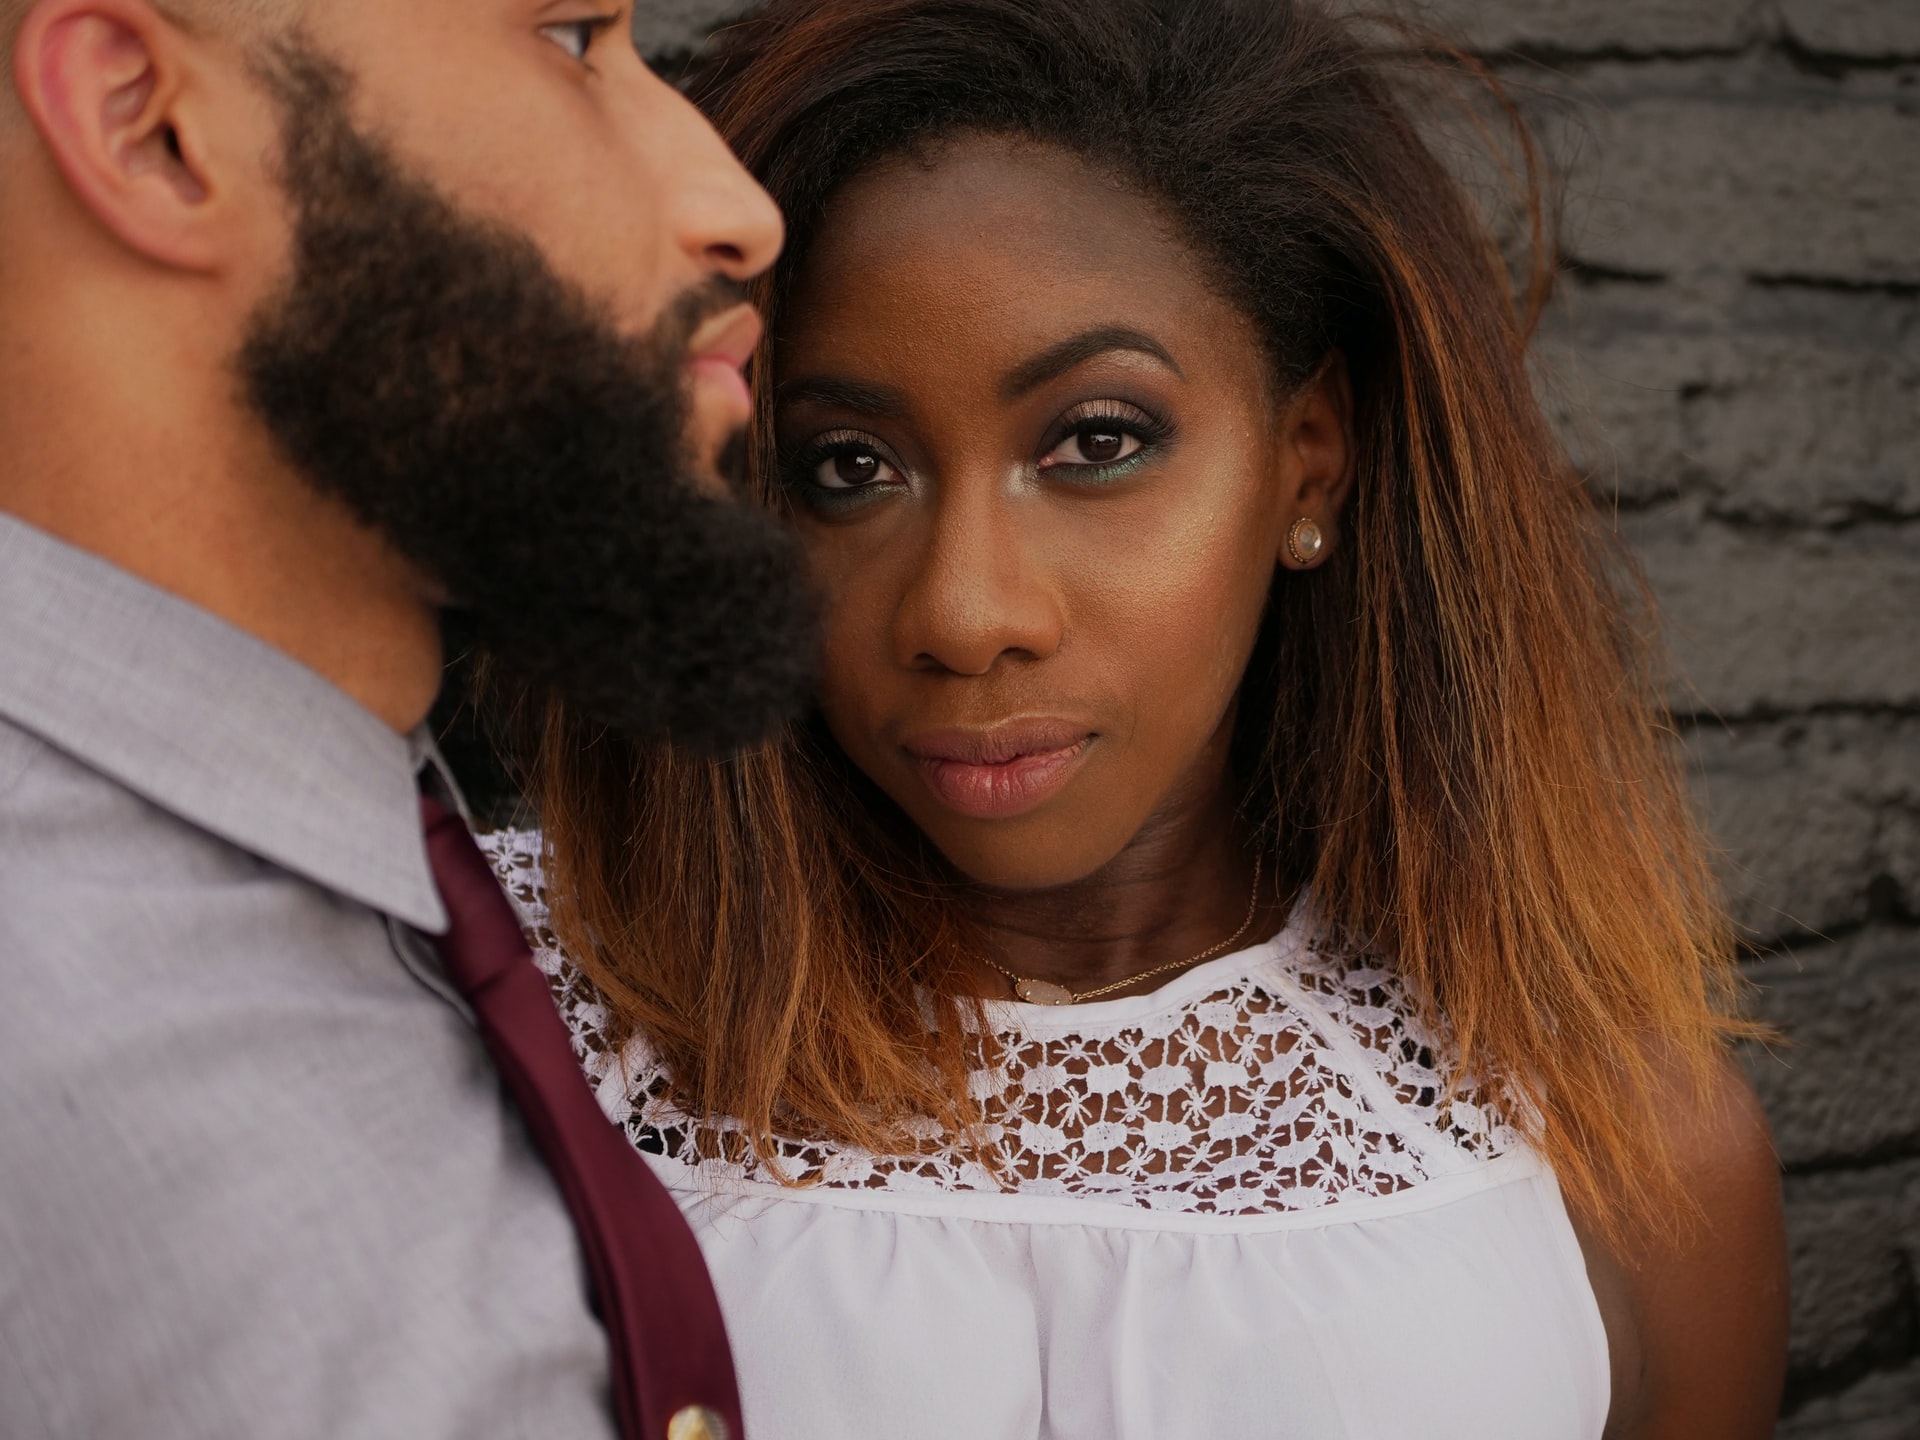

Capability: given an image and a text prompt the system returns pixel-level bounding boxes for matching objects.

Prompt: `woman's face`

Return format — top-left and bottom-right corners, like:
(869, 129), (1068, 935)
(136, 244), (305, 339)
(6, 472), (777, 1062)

(776, 137), (1349, 890)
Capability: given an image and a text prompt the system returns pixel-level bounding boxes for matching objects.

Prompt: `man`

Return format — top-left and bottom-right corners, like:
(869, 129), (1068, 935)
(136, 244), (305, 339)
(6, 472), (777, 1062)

(0, 2), (810, 1436)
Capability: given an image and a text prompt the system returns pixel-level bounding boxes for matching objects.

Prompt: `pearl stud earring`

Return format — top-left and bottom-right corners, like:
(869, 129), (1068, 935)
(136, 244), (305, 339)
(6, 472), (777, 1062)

(1287, 517), (1325, 567)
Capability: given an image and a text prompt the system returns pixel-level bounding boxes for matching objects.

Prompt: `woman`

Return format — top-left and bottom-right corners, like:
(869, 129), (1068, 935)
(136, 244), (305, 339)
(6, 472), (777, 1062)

(486, 1), (1789, 1433)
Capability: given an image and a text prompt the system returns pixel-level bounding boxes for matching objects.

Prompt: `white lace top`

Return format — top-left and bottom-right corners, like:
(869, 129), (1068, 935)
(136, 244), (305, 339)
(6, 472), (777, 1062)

(483, 831), (1610, 1440)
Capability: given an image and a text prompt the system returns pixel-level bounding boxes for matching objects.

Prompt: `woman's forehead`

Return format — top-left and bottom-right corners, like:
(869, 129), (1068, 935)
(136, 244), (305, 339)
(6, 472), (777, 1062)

(777, 136), (1255, 386)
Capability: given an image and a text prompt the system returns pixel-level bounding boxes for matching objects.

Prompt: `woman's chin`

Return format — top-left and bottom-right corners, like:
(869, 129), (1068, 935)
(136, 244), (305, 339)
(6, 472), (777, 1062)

(914, 817), (1127, 894)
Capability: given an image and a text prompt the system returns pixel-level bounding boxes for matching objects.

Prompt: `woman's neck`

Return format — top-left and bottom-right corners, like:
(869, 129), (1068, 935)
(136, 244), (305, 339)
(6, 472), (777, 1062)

(963, 762), (1286, 1002)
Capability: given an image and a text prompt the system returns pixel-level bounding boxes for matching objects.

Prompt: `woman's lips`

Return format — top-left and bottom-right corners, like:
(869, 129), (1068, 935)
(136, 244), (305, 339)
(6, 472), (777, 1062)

(904, 721), (1096, 821)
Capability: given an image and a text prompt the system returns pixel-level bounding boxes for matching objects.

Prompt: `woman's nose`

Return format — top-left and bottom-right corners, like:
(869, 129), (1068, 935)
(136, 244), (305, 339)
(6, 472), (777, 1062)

(891, 490), (1064, 676)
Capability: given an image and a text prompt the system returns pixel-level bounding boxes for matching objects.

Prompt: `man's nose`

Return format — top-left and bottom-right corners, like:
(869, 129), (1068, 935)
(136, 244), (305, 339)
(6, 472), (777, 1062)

(651, 73), (784, 285)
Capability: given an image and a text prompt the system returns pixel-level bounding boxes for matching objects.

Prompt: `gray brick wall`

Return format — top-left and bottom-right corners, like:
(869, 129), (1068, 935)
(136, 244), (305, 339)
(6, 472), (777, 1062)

(636, 2), (1920, 1430)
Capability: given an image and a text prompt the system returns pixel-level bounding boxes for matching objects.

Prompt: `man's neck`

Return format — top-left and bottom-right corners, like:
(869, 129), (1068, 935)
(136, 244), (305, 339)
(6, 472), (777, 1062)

(0, 135), (445, 736)
(0, 367), (443, 736)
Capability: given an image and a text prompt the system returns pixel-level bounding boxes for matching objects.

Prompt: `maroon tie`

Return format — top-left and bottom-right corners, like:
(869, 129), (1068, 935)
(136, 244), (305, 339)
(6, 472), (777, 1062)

(419, 796), (745, 1440)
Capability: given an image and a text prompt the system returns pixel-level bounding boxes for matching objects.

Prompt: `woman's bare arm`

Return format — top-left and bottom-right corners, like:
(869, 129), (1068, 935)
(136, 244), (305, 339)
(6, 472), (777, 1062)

(1578, 1059), (1790, 1439)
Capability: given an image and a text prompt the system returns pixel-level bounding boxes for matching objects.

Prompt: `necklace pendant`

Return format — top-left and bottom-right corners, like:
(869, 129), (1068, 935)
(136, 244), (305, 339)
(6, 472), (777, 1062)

(1015, 978), (1077, 1006)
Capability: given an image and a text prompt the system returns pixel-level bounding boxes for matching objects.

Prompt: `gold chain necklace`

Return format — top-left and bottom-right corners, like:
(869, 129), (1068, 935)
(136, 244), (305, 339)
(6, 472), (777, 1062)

(976, 855), (1265, 1006)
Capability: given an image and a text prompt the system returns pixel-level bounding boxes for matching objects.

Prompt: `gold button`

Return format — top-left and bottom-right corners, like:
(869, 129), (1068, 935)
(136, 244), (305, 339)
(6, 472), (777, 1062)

(667, 1406), (729, 1440)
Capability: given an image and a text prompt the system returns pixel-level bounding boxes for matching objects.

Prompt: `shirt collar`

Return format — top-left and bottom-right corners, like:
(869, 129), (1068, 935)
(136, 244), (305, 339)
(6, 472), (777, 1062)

(0, 512), (449, 933)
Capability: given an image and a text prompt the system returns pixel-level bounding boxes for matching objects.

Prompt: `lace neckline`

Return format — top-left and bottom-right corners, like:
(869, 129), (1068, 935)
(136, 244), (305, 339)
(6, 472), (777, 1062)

(478, 828), (1525, 1220)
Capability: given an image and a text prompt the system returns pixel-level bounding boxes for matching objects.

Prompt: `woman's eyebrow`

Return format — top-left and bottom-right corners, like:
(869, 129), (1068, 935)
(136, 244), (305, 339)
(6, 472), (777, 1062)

(775, 375), (913, 419)
(1000, 326), (1185, 400)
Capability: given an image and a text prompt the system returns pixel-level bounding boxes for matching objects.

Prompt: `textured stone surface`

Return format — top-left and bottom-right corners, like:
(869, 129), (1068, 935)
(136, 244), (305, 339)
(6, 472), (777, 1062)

(1417, 0), (1766, 53)
(1564, 100), (1920, 286)
(1779, 0), (1920, 59)
(1746, 931), (1920, 1170)
(1772, 1163), (1920, 1428)
(1626, 514), (1920, 718)
(1779, 1359), (1920, 1440)
(1777, 1190), (1913, 1381)
(1689, 717), (1920, 941)
(1538, 311), (1920, 523)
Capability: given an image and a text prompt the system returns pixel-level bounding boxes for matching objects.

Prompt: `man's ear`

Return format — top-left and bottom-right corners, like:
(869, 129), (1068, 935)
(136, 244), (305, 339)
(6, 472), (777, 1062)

(13, 0), (227, 270)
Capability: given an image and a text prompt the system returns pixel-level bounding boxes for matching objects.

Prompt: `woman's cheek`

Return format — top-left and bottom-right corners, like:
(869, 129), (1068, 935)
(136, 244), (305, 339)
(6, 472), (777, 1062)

(1069, 507), (1271, 724)
(817, 608), (892, 754)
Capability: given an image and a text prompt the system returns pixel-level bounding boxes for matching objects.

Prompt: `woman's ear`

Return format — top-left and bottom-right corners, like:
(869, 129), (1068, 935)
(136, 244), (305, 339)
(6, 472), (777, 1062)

(13, 0), (233, 271)
(1276, 351), (1356, 571)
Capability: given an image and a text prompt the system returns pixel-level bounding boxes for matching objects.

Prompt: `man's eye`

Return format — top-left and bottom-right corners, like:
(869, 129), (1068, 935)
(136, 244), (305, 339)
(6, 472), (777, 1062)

(540, 19), (610, 62)
(812, 447), (900, 491)
(1042, 425), (1144, 468)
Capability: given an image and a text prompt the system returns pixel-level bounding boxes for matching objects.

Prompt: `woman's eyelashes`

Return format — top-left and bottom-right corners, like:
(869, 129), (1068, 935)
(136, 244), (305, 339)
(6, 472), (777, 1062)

(782, 401), (1175, 512)
(1037, 402), (1174, 481)
(786, 431), (907, 510)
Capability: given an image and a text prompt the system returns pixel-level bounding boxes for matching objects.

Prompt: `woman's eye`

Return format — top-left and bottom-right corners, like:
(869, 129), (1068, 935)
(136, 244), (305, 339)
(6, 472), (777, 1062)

(1043, 425), (1144, 469)
(540, 19), (607, 63)
(812, 447), (901, 491)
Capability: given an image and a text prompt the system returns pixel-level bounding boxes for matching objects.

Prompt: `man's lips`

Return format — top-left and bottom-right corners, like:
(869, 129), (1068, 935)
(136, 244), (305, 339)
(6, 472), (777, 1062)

(903, 720), (1096, 821)
(685, 303), (763, 425)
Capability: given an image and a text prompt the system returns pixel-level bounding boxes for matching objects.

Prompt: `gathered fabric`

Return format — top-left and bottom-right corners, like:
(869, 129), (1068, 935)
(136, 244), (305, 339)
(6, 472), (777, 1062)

(485, 830), (1610, 1440)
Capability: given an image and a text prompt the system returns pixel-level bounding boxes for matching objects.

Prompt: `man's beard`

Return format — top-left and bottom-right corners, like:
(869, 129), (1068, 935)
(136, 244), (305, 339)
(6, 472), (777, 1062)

(237, 46), (814, 749)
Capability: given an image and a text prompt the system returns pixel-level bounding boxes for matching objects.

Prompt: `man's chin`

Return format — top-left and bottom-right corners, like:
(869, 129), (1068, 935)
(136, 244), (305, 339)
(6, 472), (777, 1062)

(698, 426), (752, 501)
(683, 463), (736, 503)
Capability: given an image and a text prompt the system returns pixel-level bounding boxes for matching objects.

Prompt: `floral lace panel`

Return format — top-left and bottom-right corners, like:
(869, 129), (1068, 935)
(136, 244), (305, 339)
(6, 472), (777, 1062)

(480, 830), (623, 1075)
(480, 830), (1517, 1217)
(1290, 945), (1524, 1161)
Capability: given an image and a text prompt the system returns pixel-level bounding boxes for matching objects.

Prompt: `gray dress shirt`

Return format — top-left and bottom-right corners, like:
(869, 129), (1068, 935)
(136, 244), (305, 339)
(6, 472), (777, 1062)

(0, 514), (615, 1439)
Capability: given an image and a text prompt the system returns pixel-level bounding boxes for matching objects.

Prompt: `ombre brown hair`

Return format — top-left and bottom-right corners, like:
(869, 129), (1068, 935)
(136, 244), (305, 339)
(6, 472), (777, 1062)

(521, 0), (1744, 1237)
